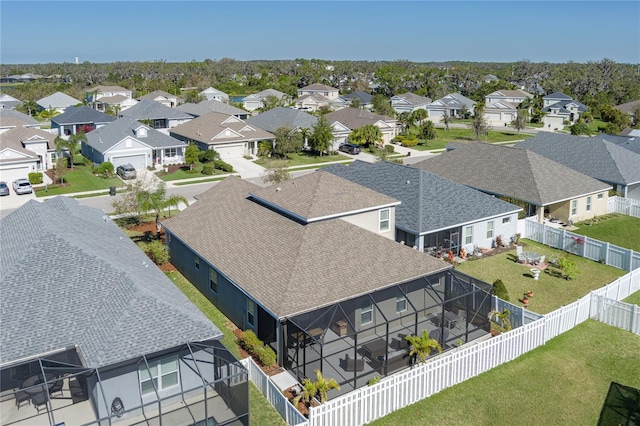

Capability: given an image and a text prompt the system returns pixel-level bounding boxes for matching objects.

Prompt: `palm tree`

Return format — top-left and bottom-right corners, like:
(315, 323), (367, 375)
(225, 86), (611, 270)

(412, 108), (428, 124)
(164, 193), (189, 218)
(488, 309), (512, 333)
(137, 185), (189, 231)
(55, 131), (86, 168)
(405, 330), (442, 364)
(312, 370), (340, 404)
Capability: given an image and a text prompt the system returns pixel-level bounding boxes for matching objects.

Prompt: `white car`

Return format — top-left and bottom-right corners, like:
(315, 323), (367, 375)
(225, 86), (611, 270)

(12, 179), (33, 195)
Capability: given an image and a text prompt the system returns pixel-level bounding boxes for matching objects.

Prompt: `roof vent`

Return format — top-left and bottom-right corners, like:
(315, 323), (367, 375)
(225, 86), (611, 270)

(406, 180), (410, 184)
(275, 187), (281, 192)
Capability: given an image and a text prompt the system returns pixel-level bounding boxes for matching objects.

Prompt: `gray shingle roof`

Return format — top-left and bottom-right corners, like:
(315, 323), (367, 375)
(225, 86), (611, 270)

(516, 133), (640, 186)
(162, 176), (450, 319)
(544, 92), (573, 100)
(138, 90), (184, 103)
(392, 93), (432, 106)
(614, 100), (640, 115)
(343, 91), (373, 104)
(36, 91), (81, 110)
(0, 197), (221, 368)
(178, 100), (247, 117)
(245, 107), (318, 133)
(0, 126), (56, 152)
(0, 108), (40, 126)
(119, 99), (193, 120)
(51, 106), (115, 125)
(324, 161), (521, 235)
(601, 134), (640, 155)
(324, 108), (395, 129)
(170, 112), (274, 145)
(84, 117), (187, 153)
(412, 142), (611, 206)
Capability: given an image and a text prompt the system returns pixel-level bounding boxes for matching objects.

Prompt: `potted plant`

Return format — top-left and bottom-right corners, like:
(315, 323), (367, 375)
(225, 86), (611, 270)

(488, 309), (512, 335)
(525, 290), (534, 298)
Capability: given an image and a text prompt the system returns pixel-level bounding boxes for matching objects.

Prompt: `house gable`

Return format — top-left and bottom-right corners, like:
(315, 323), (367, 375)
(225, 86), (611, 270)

(106, 136), (152, 153)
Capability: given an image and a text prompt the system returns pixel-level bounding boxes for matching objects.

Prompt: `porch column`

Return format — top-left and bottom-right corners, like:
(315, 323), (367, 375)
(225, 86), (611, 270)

(416, 235), (425, 252)
(537, 207), (544, 223)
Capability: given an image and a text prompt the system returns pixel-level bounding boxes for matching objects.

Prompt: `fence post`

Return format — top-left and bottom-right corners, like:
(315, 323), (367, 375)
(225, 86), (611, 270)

(632, 304), (638, 334)
(629, 249), (634, 272)
(561, 229), (566, 251)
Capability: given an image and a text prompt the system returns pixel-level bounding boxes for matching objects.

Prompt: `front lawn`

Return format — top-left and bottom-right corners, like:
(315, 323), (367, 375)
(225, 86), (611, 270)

(159, 163), (230, 181)
(371, 320), (640, 426)
(255, 151), (350, 167)
(573, 214), (640, 252)
(455, 239), (625, 314)
(409, 128), (532, 151)
(34, 164), (124, 196)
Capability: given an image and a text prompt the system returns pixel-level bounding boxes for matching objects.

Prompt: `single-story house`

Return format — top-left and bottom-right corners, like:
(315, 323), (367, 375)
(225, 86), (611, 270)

(613, 99), (640, 122)
(245, 106), (318, 134)
(162, 173), (494, 395)
(426, 93), (476, 122)
(169, 112), (274, 160)
(0, 93), (23, 110)
(412, 142), (612, 224)
(516, 133), (640, 200)
(293, 93), (330, 112)
(324, 108), (399, 148)
(331, 91), (374, 111)
(199, 87), (229, 103)
(390, 92), (432, 115)
(82, 117), (188, 170)
(0, 109), (41, 134)
(36, 92), (81, 114)
(325, 160), (522, 254)
(118, 99), (193, 131)
(51, 106), (115, 136)
(242, 89), (291, 111)
(0, 197), (248, 426)
(137, 90), (184, 108)
(178, 100), (250, 120)
(0, 126), (60, 182)
(483, 74), (499, 83)
(541, 92), (588, 130)
(602, 133), (640, 154)
(85, 85), (134, 112)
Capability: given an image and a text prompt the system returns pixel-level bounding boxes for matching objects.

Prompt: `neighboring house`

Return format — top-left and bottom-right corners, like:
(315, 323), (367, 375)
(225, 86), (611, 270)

(293, 84), (340, 111)
(541, 92), (588, 130)
(331, 91), (374, 111)
(296, 83), (339, 100)
(178, 100), (250, 119)
(614, 99), (640, 123)
(199, 87), (229, 103)
(162, 173), (494, 395)
(85, 85), (134, 112)
(324, 107), (399, 148)
(0, 93), (23, 110)
(483, 90), (533, 126)
(484, 74), (499, 83)
(137, 90), (184, 108)
(36, 91), (81, 114)
(426, 93), (476, 122)
(119, 99), (193, 131)
(51, 106), (115, 136)
(242, 89), (291, 111)
(618, 128), (640, 138)
(0, 127), (60, 182)
(0, 73), (42, 83)
(245, 106), (318, 134)
(517, 133), (640, 200)
(412, 142), (611, 224)
(390, 92), (432, 114)
(325, 161), (522, 254)
(485, 89), (533, 105)
(0, 197), (248, 426)
(169, 112), (275, 160)
(83, 117), (188, 170)
(0, 108), (41, 133)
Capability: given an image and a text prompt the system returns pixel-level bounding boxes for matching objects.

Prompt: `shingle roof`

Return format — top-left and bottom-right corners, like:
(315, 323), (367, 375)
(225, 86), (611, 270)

(325, 161), (521, 235)
(411, 142), (611, 206)
(51, 106), (115, 125)
(487, 90), (533, 99)
(85, 117), (187, 153)
(169, 112), (274, 145)
(245, 107), (318, 133)
(36, 91), (81, 109)
(516, 133), (640, 186)
(601, 134), (640, 155)
(178, 100), (247, 117)
(324, 107), (395, 129)
(614, 100), (640, 115)
(0, 108), (39, 126)
(428, 93), (476, 110)
(138, 90), (184, 103)
(543, 92), (573, 100)
(119, 99), (192, 120)
(342, 91), (373, 104)
(1, 126), (56, 151)
(252, 88), (288, 100)
(392, 92), (432, 105)
(299, 84), (337, 92)
(0, 197), (221, 368)
(87, 85), (131, 93)
(162, 176), (451, 319)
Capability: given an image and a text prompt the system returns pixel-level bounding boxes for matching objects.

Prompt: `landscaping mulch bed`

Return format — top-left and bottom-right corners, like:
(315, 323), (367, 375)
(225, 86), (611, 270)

(126, 221), (176, 272)
(231, 328), (282, 376)
(282, 387), (318, 418)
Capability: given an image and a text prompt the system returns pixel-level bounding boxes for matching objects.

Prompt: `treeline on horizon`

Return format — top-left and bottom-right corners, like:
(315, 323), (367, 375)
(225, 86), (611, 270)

(2, 58), (639, 112)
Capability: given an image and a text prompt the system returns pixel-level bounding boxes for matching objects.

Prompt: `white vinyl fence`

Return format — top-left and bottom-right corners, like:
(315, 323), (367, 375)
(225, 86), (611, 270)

(591, 295), (640, 335)
(608, 195), (640, 218)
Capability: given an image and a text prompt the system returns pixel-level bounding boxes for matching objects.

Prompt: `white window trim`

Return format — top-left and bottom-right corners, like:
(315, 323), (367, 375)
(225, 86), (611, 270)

(586, 196), (592, 211)
(396, 295), (407, 314)
(379, 209), (390, 233)
(194, 256), (200, 270)
(486, 221), (494, 239)
(571, 200), (577, 216)
(247, 299), (255, 327)
(209, 268), (218, 293)
(464, 225), (473, 245)
(139, 356), (179, 396)
(502, 217), (511, 224)
(361, 300), (373, 325)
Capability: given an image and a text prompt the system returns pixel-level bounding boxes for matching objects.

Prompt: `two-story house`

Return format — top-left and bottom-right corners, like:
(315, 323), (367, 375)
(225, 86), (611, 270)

(541, 92), (588, 130)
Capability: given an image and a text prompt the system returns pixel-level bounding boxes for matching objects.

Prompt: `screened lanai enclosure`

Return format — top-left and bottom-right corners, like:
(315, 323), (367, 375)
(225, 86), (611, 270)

(0, 341), (249, 426)
(282, 270), (492, 394)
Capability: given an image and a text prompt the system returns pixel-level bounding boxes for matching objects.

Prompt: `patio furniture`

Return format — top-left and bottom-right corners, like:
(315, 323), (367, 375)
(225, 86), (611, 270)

(31, 392), (48, 413)
(22, 374), (55, 396)
(49, 378), (64, 397)
(362, 338), (388, 361)
(530, 268), (541, 280)
(516, 246), (526, 264)
(340, 354), (365, 372)
(443, 311), (459, 329)
(331, 320), (348, 337)
(535, 255), (546, 265)
(522, 251), (542, 264)
(14, 389), (30, 408)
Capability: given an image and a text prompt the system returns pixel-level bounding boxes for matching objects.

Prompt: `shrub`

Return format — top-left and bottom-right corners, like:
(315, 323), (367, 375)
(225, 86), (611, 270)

(213, 159), (233, 173)
(199, 149), (219, 163)
(401, 138), (418, 147)
(384, 144), (395, 153)
(238, 330), (276, 367)
(202, 164), (214, 175)
(491, 279), (510, 301)
(28, 172), (43, 184)
(368, 376), (381, 386)
(557, 255), (580, 280)
(255, 344), (277, 366)
(146, 240), (169, 265)
(96, 161), (114, 177)
(570, 122), (590, 135)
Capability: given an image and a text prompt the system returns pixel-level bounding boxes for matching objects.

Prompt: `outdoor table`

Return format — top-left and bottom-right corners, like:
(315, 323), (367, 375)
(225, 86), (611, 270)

(522, 251), (542, 264)
(362, 338), (388, 361)
(22, 373), (55, 396)
(442, 311), (459, 329)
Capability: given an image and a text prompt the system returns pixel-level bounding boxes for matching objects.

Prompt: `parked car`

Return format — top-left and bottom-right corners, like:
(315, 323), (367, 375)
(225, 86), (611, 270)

(0, 181), (10, 196)
(339, 143), (361, 155)
(116, 164), (137, 180)
(12, 179), (33, 195)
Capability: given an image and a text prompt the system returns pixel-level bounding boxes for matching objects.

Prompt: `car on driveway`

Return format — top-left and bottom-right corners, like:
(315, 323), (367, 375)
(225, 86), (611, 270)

(339, 143), (361, 155)
(0, 181), (10, 196)
(116, 164), (137, 180)
(12, 179), (33, 195)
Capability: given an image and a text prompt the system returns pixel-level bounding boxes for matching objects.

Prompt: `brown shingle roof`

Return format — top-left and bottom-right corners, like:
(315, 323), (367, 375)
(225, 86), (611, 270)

(1, 126), (56, 150)
(169, 112), (274, 145)
(162, 176), (450, 318)
(324, 108), (396, 130)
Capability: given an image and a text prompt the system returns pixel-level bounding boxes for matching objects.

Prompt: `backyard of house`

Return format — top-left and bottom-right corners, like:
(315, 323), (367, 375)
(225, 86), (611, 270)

(572, 214), (640, 252)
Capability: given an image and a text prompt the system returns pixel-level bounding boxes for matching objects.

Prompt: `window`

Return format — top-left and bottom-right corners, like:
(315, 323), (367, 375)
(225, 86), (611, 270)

(164, 148), (177, 157)
(464, 226), (473, 245)
(247, 299), (255, 326)
(209, 268), (217, 293)
(194, 256), (200, 270)
(502, 217), (511, 224)
(379, 209), (390, 232)
(571, 200), (577, 216)
(396, 295), (407, 314)
(597, 193), (603, 199)
(139, 356), (179, 396)
(361, 299), (373, 325)
(486, 221), (494, 239)
(586, 196), (592, 211)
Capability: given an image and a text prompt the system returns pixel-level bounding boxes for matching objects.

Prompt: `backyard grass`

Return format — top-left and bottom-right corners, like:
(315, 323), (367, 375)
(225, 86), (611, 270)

(572, 214), (640, 252)
(370, 319), (640, 426)
(622, 290), (640, 306)
(409, 128), (532, 151)
(34, 164), (124, 196)
(455, 239), (625, 314)
(255, 151), (349, 167)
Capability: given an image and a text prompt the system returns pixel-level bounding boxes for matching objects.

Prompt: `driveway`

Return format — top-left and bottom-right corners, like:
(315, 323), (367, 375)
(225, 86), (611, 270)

(0, 191), (38, 219)
(225, 157), (265, 179)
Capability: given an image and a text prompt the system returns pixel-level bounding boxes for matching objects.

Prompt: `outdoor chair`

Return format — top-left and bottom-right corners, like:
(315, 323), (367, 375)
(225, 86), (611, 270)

(516, 246), (526, 264)
(31, 392), (48, 413)
(49, 378), (64, 397)
(535, 255), (546, 266)
(14, 389), (30, 408)
(340, 354), (364, 372)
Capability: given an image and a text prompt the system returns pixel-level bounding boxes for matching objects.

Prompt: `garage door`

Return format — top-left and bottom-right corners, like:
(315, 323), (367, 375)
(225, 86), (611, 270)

(112, 154), (146, 170)
(0, 165), (32, 184)
(484, 113), (502, 124)
(215, 144), (244, 160)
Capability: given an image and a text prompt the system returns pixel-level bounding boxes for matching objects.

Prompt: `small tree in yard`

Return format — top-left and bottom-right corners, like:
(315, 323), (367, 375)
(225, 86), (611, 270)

(418, 120), (436, 141)
(511, 110), (529, 133)
(442, 109), (451, 130)
(55, 131), (86, 168)
(558, 255), (581, 280)
(137, 183), (189, 232)
(405, 330), (442, 364)
(146, 240), (169, 265)
(491, 279), (510, 301)
(470, 112), (490, 141)
(185, 144), (200, 170)
(309, 117), (334, 156)
(488, 309), (512, 333)
(53, 158), (69, 184)
(262, 160), (290, 184)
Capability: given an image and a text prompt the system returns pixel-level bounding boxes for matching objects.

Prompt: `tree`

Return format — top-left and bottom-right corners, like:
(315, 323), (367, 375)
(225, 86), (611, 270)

(312, 370), (340, 404)
(55, 131), (86, 168)
(398, 112), (415, 135)
(632, 105), (640, 128)
(349, 97), (361, 109)
(372, 94), (394, 117)
(53, 157), (69, 184)
(273, 126), (303, 157)
(469, 113), (490, 140)
(570, 122), (591, 135)
(405, 330), (442, 364)
(262, 160), (290, 184)
(412, 108), (428, 124)
(442, 109), (451, 130)
(111, 172), (168, 224)
(38, 107), (60, 121)
(298, 127), (312, 149)
(309, 117), (334, 156)
(418, 120), (436, 140)
(488, 309), (512, 333)
(185, 144), (200, 170)
(511, 110), (529, 133)
(137, 183), (189, 231)
(357, 124), (383, 147)
(257, 141), (272, 157)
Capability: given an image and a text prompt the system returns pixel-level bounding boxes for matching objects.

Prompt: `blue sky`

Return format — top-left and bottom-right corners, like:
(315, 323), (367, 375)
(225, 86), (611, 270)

(1, 1), (639, 64)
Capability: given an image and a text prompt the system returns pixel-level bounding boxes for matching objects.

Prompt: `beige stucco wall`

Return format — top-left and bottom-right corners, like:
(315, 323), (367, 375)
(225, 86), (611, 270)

(340, 207), (396, 240)
(546, 191), (609, 223)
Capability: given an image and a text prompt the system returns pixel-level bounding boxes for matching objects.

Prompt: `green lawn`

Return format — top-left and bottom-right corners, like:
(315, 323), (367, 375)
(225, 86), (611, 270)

(622, 290), (640, 306)
(455, 239), (625, 314)
(410, 128), (532, 151)
(255, 151), (350, 167)
(159, 163), (229, 181)
(572, 214), (640, 252)
(173, 176), (229, 185)
(34, 164), (124, 196)
(371, 320), (640, 426)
